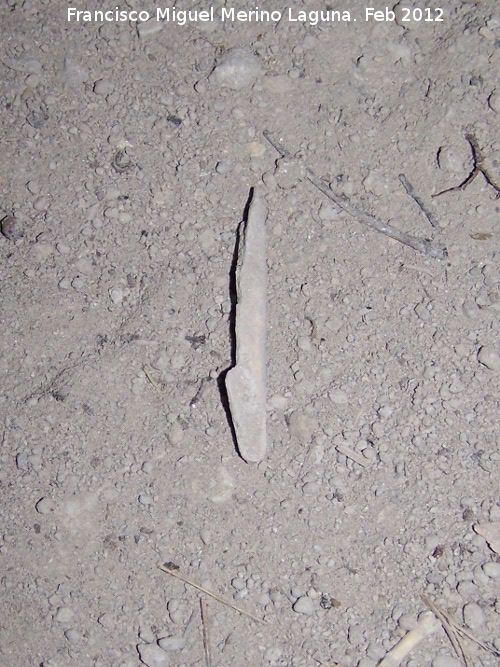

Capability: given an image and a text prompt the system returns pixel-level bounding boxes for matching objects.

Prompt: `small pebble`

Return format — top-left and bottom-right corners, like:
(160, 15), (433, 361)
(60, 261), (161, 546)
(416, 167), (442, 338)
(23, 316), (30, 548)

(138, 493), (153, 507)
(16, 453), (29, 471)
(109, 287), (124, 304)
(477, 345), (500, 370)
(456, 580), (478, 597)
(366, 642), (385, 660)
(33, 196), (48, 211)
(292, 596), (314, 615)
(64, 628), (82, 643)
(1, 215), (24, 240)
(437, 144), (469, 174)
(318, 202), (337, 221)
(137, 643), (170, 667)
(137, 18), (163, 37)
(210, 47), (262, 90)
(158, 635), (186, 651)
(329, 389), (348, 405)
(35, 497), (56, 514)
(482, 561), (500, 579)
(93, 79), (114, 96)
(415, 301), (431, 321)
(398, 613), (417, 631)
(488, 91), (500, 113)
(139, 626), (156, 644)
(347, 623), (365, 647)
(55, 606), (75, 624)
(231, 577), (246, 591)
(302, 481), (320, 496)
(26, 180), (41, 194)
(463, 602), (486, 629)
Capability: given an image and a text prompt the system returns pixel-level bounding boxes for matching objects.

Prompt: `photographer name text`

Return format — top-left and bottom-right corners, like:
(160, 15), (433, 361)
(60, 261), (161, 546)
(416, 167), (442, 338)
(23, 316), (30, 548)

(67, 6), (445, 26)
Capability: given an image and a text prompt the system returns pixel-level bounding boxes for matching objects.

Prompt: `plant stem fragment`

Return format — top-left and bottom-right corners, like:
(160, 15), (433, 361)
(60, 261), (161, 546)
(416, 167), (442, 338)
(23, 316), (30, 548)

(263, 130), (447, 260)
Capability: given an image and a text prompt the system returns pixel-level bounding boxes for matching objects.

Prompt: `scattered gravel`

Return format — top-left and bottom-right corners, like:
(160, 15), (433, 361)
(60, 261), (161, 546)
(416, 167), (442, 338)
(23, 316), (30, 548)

(1, 3), (499, 667)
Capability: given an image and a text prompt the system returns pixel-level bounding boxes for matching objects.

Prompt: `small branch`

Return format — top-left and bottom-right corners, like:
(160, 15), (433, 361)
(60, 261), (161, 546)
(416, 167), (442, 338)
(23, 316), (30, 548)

(433, 131), (500, 198)
(422, 593), (500, 664)
(263, 130), (447, 260)
(421, 594), (469, 666)
(200, 598), (212, 667)
(398, 173), (438, 228)
(158, 563), (266, 624)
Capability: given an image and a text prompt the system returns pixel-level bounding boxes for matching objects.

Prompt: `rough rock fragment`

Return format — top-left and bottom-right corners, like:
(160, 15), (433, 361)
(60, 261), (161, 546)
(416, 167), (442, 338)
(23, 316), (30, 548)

(225, 189), (267, 462)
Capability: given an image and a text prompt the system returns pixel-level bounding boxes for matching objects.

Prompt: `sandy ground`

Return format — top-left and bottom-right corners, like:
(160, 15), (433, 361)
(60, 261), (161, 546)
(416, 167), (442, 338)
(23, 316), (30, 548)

(1, 1), (499, 666)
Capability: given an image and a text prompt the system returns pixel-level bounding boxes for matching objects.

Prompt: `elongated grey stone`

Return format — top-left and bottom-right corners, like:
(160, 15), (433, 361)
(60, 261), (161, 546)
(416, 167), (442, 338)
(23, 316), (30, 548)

(226, 188), (267, 462)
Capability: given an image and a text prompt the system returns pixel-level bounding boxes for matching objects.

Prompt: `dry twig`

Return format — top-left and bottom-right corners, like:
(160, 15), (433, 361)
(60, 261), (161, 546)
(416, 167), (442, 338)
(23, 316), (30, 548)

(433, 131), (500, 198)
(399, 173), (438, 228)
(200, 598), (212, 667)
(421, 593), (500, 665)
(263, 130), (447, 260)
(158, 563), (266, 624)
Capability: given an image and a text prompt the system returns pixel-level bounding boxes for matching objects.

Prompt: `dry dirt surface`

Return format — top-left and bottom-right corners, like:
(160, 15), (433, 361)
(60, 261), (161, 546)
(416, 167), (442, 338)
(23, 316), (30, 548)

(1, 2), (500, 666)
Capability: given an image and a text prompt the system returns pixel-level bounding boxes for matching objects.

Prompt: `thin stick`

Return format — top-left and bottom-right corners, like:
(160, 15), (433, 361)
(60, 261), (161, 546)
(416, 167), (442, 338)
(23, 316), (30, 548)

(263, 130), (447, 260)
(421, 594), (469, 666)
(422, 594), (500, 662)
(399, 173), (438, 228)
(158, 563), (266, 624)
(200, 598), (212, 667)
(432, 131), (500, 198)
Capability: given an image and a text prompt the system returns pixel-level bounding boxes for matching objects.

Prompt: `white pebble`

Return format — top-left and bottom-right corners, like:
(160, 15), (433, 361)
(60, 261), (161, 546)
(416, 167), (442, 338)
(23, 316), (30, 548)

(158, 635), (186, 651)
(33, 196), (48, 211)
(137, 18), (163, 37)
(109, 287), (124, 304)
(64, 628), (82, 643)
(318, 202), (337, 221)
(347, 624), (365, 646)
(137, 643), (170, 667)
(477, 345), (500, 370)
(139, 493), (153, 506)
(167, 423), (183, 446)
(329, 389), (348, 405)
(35, 497), (56, 514)
(231, 577), (246, 591)
(302, 481), (320, 496)
(27, 180), (41, 194)
(438, 145), (469, 174)
(93, 79), (114, 96)
(362, 171), (386, 196)
(488, 91), (500, 113)
(16, 452), (29, 471)
(210, 47), (262, 90)
(293, 596), (315, 615)
(463, 601), (486, 629)
(55, 606), (75, 624)
(297, 336), (311, 352)
(483, 561), (500, 579)
(366, 642), (386, 660)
